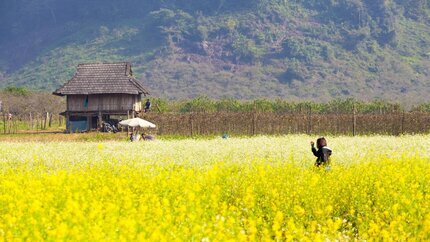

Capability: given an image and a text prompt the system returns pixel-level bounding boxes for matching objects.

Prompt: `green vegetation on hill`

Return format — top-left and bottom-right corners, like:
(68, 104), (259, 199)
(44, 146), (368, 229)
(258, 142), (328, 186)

(0, 0), (429, 104)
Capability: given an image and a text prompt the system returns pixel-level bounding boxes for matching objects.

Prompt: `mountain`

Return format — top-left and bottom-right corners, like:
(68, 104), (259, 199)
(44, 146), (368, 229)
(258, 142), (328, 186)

(0, 0), (429, 104)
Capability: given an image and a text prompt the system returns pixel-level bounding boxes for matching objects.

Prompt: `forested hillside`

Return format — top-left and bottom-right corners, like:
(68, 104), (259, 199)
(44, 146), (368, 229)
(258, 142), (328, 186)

(0, 0), (429, 103)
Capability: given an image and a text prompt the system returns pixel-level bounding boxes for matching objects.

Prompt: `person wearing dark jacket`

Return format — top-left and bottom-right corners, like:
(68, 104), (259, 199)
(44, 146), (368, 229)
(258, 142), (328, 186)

(311, 137), (332, 167)
(144, 99), (151, 113)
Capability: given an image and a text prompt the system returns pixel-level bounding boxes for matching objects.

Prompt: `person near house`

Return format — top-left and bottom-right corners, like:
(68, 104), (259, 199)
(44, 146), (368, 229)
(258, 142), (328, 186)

(311, 137), (332, 167)
(144, 99), (151, 113)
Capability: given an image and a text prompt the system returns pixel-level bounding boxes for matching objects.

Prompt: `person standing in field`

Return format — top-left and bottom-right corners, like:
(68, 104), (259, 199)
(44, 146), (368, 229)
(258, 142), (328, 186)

(311, 137), (332, 167)
(144, 99), (151, 113)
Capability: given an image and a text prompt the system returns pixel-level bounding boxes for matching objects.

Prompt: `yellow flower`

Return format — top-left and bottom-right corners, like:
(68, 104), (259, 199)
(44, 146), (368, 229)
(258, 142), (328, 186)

(0, 136), (429, 241)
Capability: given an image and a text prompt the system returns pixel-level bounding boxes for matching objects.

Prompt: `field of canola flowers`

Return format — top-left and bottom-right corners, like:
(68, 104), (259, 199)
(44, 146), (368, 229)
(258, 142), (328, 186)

(0, 135), (430, 241)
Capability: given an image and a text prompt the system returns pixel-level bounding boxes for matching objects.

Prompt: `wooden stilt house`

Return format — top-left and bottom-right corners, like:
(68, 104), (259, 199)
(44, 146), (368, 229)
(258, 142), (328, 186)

(53, 62), (149, 132)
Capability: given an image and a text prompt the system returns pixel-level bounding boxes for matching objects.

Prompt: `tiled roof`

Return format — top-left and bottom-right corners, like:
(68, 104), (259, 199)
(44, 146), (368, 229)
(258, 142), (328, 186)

(53, 62), (149, 96)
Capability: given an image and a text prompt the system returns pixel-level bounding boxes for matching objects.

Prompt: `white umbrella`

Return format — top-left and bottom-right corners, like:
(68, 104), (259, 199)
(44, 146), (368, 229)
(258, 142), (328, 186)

(119, 118), (156, 128)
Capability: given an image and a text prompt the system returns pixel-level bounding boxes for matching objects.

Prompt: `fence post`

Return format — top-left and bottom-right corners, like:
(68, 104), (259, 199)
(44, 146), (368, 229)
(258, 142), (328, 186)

(6, 109), (11, 134)
(43, 112), (48, 130)
(352, 103), (357, 136)
(295, 112), (299, 134)
(335, 107), (339, 135)
(3, 111), (6, 134)
(189, 114), (194, 136)
(29, 112), (33, 130)
(252, 101), (257, 135)
(14, 120), (17, 134)
(308, 105), (312, 135)
(401, 111), (405, 134)
(48, 112), (53, 128)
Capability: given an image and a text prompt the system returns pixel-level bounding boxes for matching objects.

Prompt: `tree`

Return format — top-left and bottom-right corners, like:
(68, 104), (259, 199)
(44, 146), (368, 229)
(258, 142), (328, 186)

(4, 86), (29, 96)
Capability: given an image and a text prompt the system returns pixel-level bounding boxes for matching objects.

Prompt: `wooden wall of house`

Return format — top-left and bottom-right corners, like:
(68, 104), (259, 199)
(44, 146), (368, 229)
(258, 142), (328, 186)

(67, 94), (142, 112)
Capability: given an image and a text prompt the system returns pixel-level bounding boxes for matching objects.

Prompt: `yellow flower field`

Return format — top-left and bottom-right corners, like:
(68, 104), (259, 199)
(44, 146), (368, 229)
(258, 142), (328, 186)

(0, 135), (429, 241)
